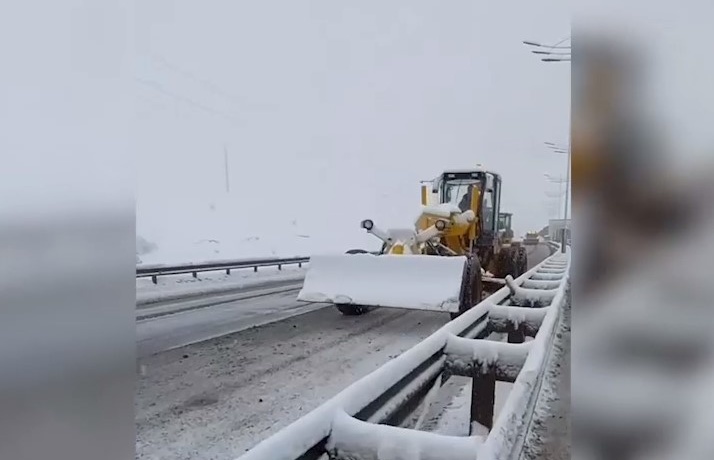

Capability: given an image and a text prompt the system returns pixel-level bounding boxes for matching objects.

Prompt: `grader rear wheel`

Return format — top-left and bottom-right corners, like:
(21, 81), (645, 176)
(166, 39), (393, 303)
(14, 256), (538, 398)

(493, 247), (519, 279)
(450, 255), (483, 320)
(335, 249), (373, 316)
(517, 246), (528, 276)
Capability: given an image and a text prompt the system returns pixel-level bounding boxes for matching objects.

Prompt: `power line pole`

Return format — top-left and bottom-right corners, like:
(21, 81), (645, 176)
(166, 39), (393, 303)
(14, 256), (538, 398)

(224, 145), (230, 194)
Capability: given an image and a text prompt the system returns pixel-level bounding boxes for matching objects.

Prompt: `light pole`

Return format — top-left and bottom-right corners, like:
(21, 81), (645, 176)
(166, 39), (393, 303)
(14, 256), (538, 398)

(544, 172), (567, 218)
(544, 142), (570, 249)
(524, 37), (571, 251)
(522, 39), (571, 62)
(544, 189), (566, 218)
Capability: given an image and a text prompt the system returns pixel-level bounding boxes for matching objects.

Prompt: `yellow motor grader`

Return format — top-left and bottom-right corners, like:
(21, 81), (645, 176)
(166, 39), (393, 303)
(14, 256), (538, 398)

(297, 169), (527, 317)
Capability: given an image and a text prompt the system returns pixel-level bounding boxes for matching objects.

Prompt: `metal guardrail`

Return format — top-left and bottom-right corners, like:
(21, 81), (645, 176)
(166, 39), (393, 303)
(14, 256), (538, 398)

(237, 243), (570, 460)
(136, 257), (310, 284)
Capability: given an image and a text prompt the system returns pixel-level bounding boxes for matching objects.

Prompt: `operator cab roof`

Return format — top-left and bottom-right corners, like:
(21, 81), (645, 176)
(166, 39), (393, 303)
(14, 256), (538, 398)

(440, 168), (500, 178)
(429, 167), (501, 192)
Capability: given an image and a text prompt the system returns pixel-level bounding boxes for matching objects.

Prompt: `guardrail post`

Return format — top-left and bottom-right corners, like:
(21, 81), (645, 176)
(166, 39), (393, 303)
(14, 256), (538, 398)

(192, 271), (197, 279)
(298, 262), (302, 268)
(151, 275), (157, 284)
(508, 325), (526, 344)
(253, 266), (258, 272)
(226, 268), (231, 275)
(470, 369), (496, 433)
(278, 264), (282, 270)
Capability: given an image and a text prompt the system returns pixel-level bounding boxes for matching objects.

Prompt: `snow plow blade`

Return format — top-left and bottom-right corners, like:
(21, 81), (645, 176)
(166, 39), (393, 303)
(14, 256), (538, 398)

(297, 254), (469, 313)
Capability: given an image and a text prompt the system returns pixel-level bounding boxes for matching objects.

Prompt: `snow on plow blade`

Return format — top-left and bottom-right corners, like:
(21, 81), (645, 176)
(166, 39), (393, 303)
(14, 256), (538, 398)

(297, 254), (468, 313)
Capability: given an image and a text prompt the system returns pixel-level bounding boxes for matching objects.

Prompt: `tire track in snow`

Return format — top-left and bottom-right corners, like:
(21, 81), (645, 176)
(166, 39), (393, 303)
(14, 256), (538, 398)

(136, 306), (450, 460)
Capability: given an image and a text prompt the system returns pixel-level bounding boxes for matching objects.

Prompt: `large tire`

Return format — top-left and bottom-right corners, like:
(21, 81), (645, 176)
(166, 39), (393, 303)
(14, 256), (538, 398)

(450, 255), (483, 320)
(336, 304), (371, 316)
(517, 246), (528, 276)
(335, 249), (372, 316)
(493, 247), (518, 279)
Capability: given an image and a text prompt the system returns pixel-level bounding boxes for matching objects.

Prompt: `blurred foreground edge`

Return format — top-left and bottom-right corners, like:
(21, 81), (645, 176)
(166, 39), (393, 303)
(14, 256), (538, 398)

(0, 208), (135, 460)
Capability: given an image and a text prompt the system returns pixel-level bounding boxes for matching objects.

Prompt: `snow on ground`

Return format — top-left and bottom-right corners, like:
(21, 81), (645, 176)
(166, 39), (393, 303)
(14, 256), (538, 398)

(136, 307), (451, 460)
(426, 333), (521, 439)
(137, 265), (307, 305)
(431, 378), (515, 439)
(519, 284), (570, 459)
(138, 234), (317, 266)
(137, 204), (382, 267)
(135, 242), (557, 460)
(136, 290), (322, 357)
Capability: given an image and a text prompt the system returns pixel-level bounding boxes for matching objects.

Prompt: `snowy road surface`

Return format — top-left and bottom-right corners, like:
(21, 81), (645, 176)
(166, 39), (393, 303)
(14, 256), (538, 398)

(136, 307), (451, 459)
(136, 243), (553, 460)
(137, 265), (306, 306)
(137, 286), (321, 357)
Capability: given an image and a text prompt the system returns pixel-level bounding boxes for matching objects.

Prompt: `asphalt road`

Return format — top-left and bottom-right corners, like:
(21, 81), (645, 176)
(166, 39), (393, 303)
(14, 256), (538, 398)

(136, 243), (554, 460)
(136, 284), (317, 358)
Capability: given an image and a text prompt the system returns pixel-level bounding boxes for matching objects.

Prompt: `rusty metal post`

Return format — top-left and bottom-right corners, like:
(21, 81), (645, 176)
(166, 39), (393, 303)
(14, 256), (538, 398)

(470, 369), (496, 433)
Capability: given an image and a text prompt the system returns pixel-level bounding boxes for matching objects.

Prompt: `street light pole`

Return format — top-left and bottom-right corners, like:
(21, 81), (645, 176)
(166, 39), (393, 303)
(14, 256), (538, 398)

(528, 35), (571, 251)
(522, 39), (571, 63)
(544, 172), (567, 222)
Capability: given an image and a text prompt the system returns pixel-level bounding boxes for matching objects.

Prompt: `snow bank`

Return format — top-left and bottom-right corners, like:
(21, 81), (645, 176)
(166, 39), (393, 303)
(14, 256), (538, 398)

(136, 265), (306, 305)
(138, 232), (363, 266)
(297, 254), (467, 312)
(327, 411), (482, 460)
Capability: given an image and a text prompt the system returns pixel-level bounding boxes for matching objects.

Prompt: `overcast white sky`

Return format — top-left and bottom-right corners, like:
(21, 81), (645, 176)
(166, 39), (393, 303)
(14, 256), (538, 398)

(134, 1), (571, 261)
(134, 1), (571, 260)
(3, 1), (714, 265)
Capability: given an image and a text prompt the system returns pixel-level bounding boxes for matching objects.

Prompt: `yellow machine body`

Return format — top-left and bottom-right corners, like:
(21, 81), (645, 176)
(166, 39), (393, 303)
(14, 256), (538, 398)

(297, 168), (526, 315)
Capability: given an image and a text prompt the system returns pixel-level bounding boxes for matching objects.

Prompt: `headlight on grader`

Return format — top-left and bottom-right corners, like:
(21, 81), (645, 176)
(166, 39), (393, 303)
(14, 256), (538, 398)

(435, 219), (447, 231)
(361, 219), (374, 230)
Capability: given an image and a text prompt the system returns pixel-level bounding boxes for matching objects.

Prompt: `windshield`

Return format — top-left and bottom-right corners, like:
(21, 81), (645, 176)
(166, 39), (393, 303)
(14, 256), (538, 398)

(442, 179), (480, 211)
(498, 213), (511, 230)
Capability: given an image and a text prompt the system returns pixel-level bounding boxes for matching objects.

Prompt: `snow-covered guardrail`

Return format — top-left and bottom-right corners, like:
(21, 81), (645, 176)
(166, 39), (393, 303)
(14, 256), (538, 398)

(237, 245), (571, 460)
(136, 257), (311, 284)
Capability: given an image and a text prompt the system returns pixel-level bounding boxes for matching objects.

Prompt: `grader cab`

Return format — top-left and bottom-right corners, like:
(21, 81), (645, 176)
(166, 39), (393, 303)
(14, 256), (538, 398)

(498, 212), (514, 242)
(298, 169), (528, 317)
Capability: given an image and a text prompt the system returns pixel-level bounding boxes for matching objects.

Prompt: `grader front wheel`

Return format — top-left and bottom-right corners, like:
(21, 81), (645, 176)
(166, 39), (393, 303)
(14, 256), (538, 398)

(450, 255), (483, 320)
(335, 249), (373, 316)
(493, 247), (519, 279)
(517, 246), (528, 276)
